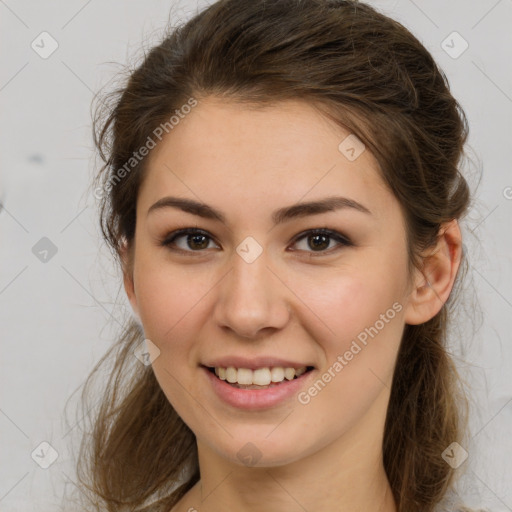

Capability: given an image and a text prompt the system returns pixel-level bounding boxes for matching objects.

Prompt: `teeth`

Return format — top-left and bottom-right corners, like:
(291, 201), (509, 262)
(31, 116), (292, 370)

(226, 367), (237, 383)
(284, 368), (295, 380)
(237, 368), (254, 385)
(212, 366), (308, 385)
(270, 367), (284, 382)
(253, 368), (271, 386)
(295, 367), (307, 377)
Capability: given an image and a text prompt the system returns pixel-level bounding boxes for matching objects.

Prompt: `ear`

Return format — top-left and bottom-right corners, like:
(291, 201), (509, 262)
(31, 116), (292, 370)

(120, 238), (140, 320)
(404, 219), (463, 325)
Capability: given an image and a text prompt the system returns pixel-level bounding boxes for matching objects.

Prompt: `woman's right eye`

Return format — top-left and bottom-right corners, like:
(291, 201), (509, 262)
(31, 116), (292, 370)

(160, 228), (220, 254)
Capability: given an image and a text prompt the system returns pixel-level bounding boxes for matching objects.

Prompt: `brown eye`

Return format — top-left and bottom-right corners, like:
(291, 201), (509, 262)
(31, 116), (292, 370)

(290, 229), (353, 255)
(161, 229), (219, 253)
(185, 233), (209, 250)
(306, 233), (330, 251)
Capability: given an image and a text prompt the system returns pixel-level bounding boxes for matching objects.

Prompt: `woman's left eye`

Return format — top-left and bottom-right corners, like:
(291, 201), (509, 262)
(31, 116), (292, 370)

(160, 228), (352, 255)
(291, 229), (353, 255)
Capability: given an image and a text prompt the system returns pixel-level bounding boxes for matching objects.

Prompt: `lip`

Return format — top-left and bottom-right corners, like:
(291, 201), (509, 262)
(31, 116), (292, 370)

(201, 365), (315, 410)
(202, 356), (314, 371)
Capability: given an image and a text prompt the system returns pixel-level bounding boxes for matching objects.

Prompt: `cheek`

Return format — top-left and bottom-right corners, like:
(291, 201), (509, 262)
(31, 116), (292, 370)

(290, 273), (404, 446)
(133, 261), (208, 410)
(291, 260), (406, 350)
(289, 256), (406, 411)
(133, 255), (201, 349)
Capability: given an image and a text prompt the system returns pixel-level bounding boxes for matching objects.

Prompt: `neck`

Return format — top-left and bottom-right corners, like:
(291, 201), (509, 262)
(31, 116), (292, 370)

(190, 454), (396, 512)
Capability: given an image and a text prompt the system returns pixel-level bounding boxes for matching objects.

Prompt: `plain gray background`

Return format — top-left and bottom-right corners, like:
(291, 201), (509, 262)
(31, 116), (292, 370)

(1, 0), (511, 510)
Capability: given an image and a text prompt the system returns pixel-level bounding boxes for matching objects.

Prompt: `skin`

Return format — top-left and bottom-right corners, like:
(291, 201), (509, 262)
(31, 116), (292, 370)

(122, 97), (462, 512)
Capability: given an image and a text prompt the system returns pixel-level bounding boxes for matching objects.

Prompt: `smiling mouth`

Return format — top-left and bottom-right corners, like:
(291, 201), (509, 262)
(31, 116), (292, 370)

(205, 365), (315, 389)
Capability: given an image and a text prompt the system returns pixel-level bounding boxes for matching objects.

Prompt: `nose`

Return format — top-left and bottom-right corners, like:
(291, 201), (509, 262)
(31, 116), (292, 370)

(212, 248), (291, 339)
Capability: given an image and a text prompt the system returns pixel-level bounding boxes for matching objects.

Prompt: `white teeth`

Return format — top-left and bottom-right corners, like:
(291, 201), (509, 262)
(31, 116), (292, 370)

(253, 368), (271, 386)
(211, 366), (309, 385)
(225, 367), (237, 383)
(284, 368), (296, 380)
(270, 366), (285, 382)
(237, 368), (253, 385)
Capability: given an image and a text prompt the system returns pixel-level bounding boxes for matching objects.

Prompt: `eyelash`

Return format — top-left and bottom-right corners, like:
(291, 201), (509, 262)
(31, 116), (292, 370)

(159, 227), (353, 257)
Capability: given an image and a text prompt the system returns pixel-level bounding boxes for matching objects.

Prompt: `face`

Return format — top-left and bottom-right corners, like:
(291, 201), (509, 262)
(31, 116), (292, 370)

(124, 97), (417, 468)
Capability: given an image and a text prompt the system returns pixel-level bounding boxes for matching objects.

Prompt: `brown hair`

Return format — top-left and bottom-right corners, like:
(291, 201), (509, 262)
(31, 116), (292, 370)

(74, 0), (476, 510)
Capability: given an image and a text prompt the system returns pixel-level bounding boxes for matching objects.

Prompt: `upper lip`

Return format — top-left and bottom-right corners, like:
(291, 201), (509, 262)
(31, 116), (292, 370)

(202, 356), (314, 371)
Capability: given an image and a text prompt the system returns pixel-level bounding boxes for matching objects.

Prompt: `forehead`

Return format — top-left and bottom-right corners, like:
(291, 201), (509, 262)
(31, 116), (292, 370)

(139, 97), (395, 225)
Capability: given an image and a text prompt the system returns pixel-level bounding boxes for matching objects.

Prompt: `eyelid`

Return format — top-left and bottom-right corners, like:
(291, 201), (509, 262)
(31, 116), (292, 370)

(160, 228), (220, 253)
(290, 228), (353, 255)
(160, 227), (353, 255)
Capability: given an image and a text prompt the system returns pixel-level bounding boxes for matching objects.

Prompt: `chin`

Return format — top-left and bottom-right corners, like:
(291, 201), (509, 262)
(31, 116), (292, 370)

(204, 430), (314, 468)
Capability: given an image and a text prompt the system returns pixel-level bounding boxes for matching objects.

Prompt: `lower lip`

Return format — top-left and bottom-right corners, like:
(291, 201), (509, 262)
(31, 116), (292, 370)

(202, 366), (314, 410)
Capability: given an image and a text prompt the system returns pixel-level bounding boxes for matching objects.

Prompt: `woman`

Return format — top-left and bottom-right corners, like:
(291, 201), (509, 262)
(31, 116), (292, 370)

(77, 0), (481, 510)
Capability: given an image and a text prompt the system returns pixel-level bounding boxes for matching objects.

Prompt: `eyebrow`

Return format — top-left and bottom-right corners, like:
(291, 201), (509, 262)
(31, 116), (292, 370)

(147, 195), (372, 224)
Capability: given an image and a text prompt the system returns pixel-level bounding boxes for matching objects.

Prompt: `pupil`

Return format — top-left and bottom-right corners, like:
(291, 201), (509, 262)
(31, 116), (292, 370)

(310, 234), (329, 251)
(189, 234), (208, 250)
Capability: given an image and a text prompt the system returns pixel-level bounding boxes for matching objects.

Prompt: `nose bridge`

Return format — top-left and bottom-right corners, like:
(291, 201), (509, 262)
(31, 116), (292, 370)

(213, 241), (290, 338)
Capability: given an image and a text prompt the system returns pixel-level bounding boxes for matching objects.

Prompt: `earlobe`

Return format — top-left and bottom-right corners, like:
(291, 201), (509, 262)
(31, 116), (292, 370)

(123, 270), (140, 319)
(404, 219), (462, 326)
(120, 240), (140, 320)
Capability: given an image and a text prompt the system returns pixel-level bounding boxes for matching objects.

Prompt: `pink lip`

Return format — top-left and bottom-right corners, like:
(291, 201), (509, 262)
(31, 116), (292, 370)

(202, 356), (313, 370)
(202, 366), (315, 410)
